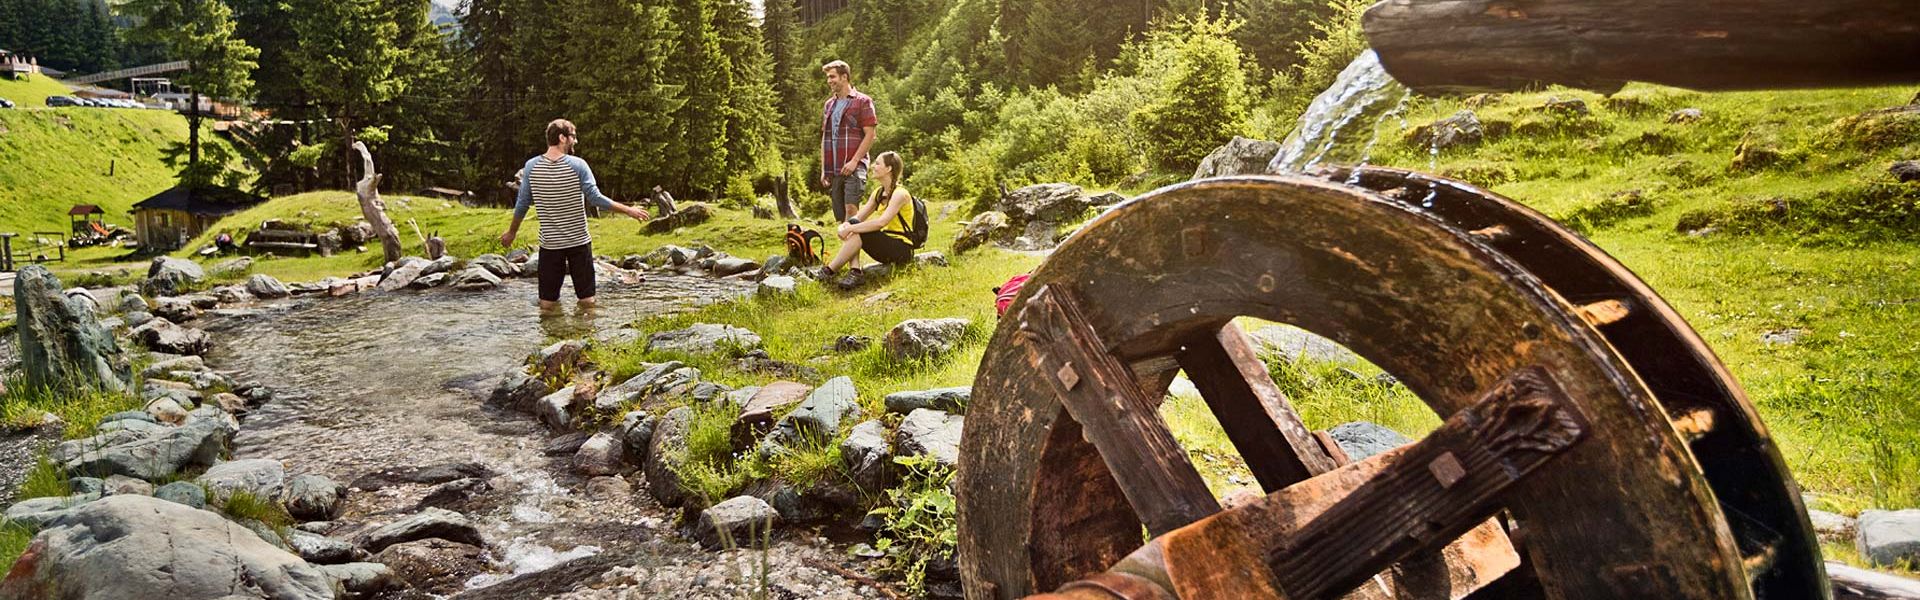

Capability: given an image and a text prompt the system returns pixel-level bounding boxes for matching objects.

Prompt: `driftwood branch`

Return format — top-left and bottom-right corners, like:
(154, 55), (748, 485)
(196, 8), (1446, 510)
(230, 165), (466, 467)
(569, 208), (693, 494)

(350, 141), (404, 263)
(1362, 0), (1920, 94)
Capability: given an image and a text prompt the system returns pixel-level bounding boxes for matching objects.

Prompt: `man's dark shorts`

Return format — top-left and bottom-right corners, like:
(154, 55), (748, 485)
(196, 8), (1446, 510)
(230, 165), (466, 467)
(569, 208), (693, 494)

(538, 243), (596, 302)
(828, 171), (866, 222)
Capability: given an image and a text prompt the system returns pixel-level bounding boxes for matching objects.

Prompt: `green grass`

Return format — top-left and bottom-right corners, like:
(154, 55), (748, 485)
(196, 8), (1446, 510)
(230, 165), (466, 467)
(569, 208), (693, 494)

(1, 103), (239, 235)
(0, 521), (35, 576)
(17, 455), (69, 501)
(0, 75), (76, 109)
(218, 488), (294, 542)
(0, 374), (145, 440)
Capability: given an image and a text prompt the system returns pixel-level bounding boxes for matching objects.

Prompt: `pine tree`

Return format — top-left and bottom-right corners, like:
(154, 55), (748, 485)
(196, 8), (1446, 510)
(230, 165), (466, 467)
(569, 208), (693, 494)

(664, 0), (732, 196)
(459, 0), (527, 199)
(759, 0), (809, 155)
(284, 0), (403, 187)
(81, 0), (118, 73)
(124, 0), (259, 182)
(558, 0), (684, 196)
(714, 0), (776, 188)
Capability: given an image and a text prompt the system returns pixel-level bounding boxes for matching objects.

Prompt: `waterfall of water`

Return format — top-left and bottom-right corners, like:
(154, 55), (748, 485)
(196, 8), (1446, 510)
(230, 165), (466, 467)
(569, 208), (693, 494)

(1269, 49), (1414, 174)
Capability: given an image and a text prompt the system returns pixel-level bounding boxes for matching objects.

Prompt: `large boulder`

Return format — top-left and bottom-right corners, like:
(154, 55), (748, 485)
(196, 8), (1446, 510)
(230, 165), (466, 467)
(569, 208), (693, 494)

(1858, 509), (1920, 567)
(647, 323), (762, 356)
(11, 266), (131, 392)
(469, 254), (517, 278)
(1326, 421), (1412, 462)
(355, 507), (485, 554)
(1193, 136), (1283, 179)
(245, 274), (291, 299)
(0, 495), (334, 600)
(451, 266), (503, 291)
(643, 407), (694, 507)
(377, 257), (430, 292)
(884, 386), (970, 415)
(283, 474), (347, 521)
(736, 381), (813, 436)
(130, 318), (213, 355)
(142, 257), (206, 296)
(62, 406), (236, 480)
(695, 495), (780, 549)
(840, 419), (894, 491)
(897, 409), (964, 469)
(884, 318), (971, 361)
(997, 183), (1095, 227)
(953, 211), (1011, 255)
(196, 458), (288, 502)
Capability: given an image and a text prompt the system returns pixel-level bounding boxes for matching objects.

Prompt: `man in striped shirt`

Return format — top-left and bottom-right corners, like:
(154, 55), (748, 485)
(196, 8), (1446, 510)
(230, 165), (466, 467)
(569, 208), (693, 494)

(501, 119), (651, 311)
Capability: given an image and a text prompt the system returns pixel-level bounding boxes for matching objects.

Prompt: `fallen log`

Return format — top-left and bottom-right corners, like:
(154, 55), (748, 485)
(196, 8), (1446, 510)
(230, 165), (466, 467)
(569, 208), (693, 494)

(1362, 0), (1920, 94)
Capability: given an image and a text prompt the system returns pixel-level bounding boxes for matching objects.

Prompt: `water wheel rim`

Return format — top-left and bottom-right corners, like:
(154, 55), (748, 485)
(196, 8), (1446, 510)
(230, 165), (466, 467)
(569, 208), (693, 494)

(956, 175), (1774, 599)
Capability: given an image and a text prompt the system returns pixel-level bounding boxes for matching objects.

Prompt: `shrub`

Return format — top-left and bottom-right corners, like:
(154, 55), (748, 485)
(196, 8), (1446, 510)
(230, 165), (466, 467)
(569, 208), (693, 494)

(1131, 18), (1252, 172)
(870, 453), (958, 596)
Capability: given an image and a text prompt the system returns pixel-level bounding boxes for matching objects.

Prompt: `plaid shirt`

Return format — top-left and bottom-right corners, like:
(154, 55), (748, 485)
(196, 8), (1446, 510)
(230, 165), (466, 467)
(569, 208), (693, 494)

(820, 90), (877, 180)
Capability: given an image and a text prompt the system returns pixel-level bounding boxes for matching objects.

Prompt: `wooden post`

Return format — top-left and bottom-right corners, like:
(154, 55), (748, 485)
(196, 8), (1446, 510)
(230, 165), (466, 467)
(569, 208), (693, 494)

(1362, 0), (1920, 94)
(351, 141), (404, 263)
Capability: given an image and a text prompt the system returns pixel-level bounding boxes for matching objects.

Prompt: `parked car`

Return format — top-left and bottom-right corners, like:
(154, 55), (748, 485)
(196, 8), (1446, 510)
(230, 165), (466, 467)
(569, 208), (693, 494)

(0, 98), (14, 109)
(47, 95), (80, 107)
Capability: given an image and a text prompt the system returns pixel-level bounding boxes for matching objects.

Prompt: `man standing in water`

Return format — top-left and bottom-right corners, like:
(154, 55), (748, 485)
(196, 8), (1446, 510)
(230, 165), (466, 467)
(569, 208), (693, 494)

(501, 119), (650, 312)
(820, 60), (877, 224)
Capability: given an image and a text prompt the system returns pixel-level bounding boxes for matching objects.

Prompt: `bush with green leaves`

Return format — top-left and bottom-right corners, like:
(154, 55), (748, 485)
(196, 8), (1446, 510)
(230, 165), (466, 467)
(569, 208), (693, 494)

(1130, 18), (1253, 171)
(869, 453), (958, 596)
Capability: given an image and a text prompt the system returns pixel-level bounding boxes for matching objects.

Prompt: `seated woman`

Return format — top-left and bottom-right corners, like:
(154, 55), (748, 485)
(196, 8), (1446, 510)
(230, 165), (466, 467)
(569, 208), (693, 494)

(820, 151), (916, 276)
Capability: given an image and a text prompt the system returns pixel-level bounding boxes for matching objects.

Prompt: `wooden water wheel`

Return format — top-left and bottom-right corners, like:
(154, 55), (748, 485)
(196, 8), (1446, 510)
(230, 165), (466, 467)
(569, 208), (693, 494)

(956, 169), (1826, 599)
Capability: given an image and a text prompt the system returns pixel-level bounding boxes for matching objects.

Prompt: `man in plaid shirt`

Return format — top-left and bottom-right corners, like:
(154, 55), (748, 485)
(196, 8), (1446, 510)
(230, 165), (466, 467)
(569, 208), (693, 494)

(820, 59), (878, 223)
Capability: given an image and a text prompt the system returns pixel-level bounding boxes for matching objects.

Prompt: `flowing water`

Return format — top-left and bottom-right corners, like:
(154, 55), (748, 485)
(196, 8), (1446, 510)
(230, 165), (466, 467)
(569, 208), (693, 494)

(199, 275), (754, 590)
(1269, 49), (1414, 174)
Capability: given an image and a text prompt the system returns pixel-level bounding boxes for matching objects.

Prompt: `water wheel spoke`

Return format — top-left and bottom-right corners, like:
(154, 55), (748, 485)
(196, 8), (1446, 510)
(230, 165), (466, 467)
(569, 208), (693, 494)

(1266, 367), (1589, 600)
(1015, 284), (1221, 535)
(1176, 323), (1341, 492)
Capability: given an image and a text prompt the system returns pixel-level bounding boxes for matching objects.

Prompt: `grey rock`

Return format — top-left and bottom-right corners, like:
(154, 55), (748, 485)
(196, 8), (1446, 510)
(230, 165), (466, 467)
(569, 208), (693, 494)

(762, 254), (793, 275)
(696, 495), (781, 549)
(534, 388), (576, 431)
(1892, 160), (1920, 183)
(1667, 108), (1705, 124)
(421, 255), (458, 277)
(98, 409), (158, 427)
(689, 381), (732, 404)
(131, 318), (212, 355)
(154, 480), (208, 509)
(212, 285), (256, 305)
(642, 244), (693, 268)
(347, 462), (497, 492)
(737, 381), (813, 433)
(284, 474), (347, 521)
(1858, 509), (1920, 567)
(122, 310), (154, 328)
(841, 420), (894, 491)
(1, 495), (333, 599)
(102, 474), (153, 496)
(897, 409), (964, 469)
(179, 293), (219, 309)
(142, 256), (206, 296)
(1542, 96), (1590, 117)
(373, 537), (489, 595)
(196, 458), (287, 502)
(488, 367), (550, 411)
(828, 335), (872, 354)
(67, 477), (105, 496)
(771, 376), (862, 446)
(318, 562), (402, 598)
(884, 387), (971, 415)
(355, 507), (485, 554)
(469, 253), (517, 278)
(620, 411), (658, 464)
(2, 494), (99, 528)
(599, 360), (687, 409)
(757, 275), (798, 296)
(751, 479), (857, 526)
(913, 251), (950, 267)
(647, 323), (762, 355)
(245, 274), (290, 299)
(452, 266), (503, 291)
(1410, 110), (1485, 150)
(236, 517), (291, 551)
(710, 257), (760, 277)
(409, 272), (449, 289)
(574, 431), (627, 476)
(585, 475), (633, 501)
(644, 407), (694, 507)
(377, 258), (429, 291)
(734, 349), (821, 380)
(1327, 421), (1412, 461)
(1808, 509), (1857, 544)
(63, 406), (236, 480)
(953, 211), (1011, 255)
(884, 318), (972, 361)
(997, 182), (1094, 226)
(1193, 136), (1283, 179)
(209, 256), (254, 277)
(146, 396), (190, 425)
(141, 355), (206, 378)
(543, 432), (592, 455)
(12, 266), (131, 392)
(1248, 325), (1362, 365)
(288, 529), (361, 564)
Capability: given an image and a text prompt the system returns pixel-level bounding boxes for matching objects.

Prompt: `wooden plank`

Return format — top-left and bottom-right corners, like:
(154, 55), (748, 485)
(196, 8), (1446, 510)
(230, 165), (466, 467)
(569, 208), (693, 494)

(1014, 284), (1221, 536)
(1363, 0), (1920, 93)
(1267, 366), (1587, 599)
(1177, 324), (1341, 491)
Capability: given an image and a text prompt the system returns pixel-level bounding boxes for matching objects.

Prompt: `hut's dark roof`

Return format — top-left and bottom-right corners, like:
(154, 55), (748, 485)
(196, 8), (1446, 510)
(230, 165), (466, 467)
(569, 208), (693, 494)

(68, 204), (104, 216)
(130, 186), (266, 217)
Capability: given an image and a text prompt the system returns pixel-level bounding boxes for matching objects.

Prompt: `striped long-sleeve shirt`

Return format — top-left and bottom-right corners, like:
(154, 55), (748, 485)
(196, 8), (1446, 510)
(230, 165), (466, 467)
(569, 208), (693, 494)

(514, 154), (614, 250)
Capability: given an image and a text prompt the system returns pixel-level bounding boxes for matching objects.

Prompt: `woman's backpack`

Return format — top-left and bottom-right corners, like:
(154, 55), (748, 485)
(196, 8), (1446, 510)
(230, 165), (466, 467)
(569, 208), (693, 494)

(893, 195), (931, 248)
(786, 224), (827, 266)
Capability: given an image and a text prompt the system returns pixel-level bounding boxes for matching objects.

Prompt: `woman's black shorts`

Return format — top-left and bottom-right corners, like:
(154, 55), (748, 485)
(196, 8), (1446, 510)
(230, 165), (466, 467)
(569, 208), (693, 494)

(858, 231), (914, 265)
(538, 243), (596, 301)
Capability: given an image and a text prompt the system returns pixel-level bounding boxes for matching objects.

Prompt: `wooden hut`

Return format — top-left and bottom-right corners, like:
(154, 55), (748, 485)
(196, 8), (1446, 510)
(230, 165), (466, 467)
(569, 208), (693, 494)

(129, 185), (265, 251)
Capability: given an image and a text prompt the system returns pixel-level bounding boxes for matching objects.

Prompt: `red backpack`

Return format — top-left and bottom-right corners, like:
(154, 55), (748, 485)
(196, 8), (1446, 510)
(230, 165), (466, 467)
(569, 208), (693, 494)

(994, 273), (1032, 317)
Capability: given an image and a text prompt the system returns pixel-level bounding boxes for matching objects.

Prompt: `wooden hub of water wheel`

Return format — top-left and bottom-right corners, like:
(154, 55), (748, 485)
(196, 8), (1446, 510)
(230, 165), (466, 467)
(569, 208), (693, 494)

(955, 169), (1825, 599)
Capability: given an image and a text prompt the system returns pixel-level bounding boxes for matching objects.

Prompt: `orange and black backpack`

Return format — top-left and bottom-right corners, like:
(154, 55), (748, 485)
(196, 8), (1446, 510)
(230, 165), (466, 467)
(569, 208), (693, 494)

(785, 224), (827, 266)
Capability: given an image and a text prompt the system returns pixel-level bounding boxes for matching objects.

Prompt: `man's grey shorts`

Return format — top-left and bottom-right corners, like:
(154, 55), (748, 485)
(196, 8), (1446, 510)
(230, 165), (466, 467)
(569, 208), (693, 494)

(828, 170), (867, 222)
